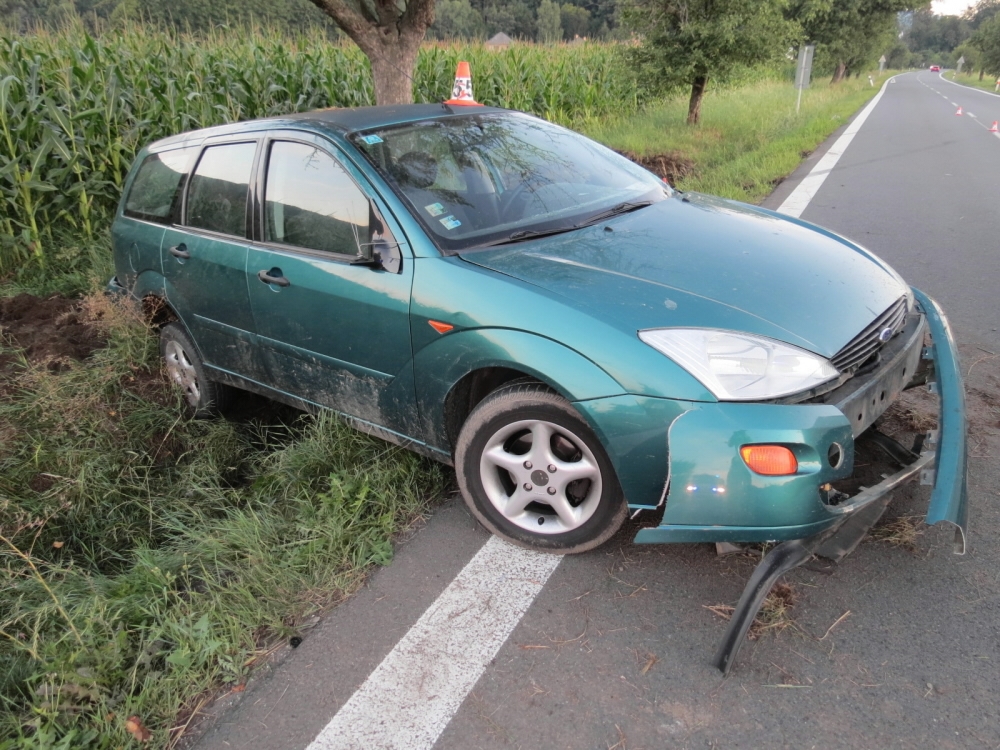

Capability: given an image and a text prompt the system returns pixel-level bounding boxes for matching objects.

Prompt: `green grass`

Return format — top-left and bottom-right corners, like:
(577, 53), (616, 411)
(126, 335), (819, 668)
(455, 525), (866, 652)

(943, 70), (1000, 96)
(0, 290), (448, 748)
(581, 73), (894, 204)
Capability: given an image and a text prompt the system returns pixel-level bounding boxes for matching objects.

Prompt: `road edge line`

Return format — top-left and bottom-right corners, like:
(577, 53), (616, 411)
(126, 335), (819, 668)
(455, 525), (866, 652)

(305, 536), (562, 750)
(937, 71), (1000, 99)
(777, 75), (895, 218)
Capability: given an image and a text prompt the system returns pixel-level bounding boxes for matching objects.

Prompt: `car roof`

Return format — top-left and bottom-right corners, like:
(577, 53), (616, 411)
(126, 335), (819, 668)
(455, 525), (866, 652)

(147, 104), (512, 152)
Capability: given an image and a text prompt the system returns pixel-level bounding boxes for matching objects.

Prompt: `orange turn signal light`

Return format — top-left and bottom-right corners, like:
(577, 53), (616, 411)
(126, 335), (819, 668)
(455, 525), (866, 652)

(428, 320), (454, 334)
(740, 445), (798, 476)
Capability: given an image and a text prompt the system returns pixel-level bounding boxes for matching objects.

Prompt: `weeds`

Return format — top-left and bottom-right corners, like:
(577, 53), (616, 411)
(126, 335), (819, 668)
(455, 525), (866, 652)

(0, 295), (447, 747)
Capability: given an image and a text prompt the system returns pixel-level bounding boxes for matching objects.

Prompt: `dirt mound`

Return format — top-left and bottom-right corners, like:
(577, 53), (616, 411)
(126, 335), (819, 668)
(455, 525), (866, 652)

(617, 151), (696, 186)
(0, 294), (105, 367)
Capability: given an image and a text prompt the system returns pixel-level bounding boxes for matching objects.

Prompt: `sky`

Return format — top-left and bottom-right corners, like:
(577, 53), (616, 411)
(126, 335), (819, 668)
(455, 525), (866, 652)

(931, 0), (975, 15)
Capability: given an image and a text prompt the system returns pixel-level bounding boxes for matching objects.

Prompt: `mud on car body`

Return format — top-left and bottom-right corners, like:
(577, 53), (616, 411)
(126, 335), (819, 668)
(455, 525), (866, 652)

(109, 103), (967, 665)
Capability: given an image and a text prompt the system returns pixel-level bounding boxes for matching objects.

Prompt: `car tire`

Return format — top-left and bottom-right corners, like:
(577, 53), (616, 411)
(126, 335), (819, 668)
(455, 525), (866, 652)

(159, 322), (229, 417)
(455, 381), (628, 554)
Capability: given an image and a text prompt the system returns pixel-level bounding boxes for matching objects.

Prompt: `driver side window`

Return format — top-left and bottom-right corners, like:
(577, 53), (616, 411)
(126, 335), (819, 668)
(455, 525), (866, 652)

(264, 141), (369, 256)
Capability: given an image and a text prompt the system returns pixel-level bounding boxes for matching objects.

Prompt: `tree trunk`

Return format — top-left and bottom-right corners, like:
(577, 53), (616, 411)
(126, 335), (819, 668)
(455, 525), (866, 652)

(687, 75), (708, 125)
(304, 0), (434, 107)
(980, 68), (985, 81)
(369, 39), (421, 105)
(831, 61), (847, 84)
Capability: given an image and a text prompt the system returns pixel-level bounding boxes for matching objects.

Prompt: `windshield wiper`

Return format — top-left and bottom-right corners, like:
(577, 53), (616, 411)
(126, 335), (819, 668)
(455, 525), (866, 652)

(579, 200), (652, 226)
(476, 225), (582, 248)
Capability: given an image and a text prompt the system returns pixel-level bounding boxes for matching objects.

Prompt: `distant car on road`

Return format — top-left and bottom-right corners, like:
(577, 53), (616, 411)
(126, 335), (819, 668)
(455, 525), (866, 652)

(930, 65), (941, 72)
(109, 102), (967, 557)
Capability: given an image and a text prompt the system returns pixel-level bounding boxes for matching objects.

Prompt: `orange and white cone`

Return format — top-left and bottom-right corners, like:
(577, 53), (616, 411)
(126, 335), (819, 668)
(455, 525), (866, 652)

(955, 106), (963, 116)
(444, 61), (481, 106)
(991, 121), (999, 133)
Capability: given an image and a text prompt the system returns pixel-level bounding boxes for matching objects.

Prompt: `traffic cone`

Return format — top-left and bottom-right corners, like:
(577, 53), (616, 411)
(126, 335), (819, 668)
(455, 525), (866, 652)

(444, 61), (481, 106)
(955, 106), (963, 115)
(991, 121), (999, 133)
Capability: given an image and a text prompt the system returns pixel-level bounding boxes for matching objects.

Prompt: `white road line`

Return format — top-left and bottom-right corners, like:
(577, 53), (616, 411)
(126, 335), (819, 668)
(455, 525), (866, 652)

(306, 537), (562, 750)
(938, 71), (1000, 99)
(778, 76), (895, 218)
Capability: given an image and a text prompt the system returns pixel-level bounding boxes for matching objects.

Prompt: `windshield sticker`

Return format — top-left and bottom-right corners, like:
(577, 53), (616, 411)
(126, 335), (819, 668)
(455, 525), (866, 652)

(360, 134), (383, 145)
(439, 215), (461, 230)
(425, 203), (445, 217)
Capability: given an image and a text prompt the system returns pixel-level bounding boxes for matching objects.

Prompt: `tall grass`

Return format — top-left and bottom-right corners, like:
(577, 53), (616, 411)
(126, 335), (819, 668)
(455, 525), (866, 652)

(0, 291), (448, 748)
(0, 26), (638, 273)
(582, 73), (892, 204)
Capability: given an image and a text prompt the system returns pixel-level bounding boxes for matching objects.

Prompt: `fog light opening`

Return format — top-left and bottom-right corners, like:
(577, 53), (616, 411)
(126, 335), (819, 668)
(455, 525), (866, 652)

(739, 445), (798, 476)
(827, 442), (844, 469)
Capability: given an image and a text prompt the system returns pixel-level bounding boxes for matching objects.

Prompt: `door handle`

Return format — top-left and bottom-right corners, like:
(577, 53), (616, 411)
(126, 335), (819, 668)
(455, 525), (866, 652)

(168, 243), (190, 259)
(257, 269), (290, 288)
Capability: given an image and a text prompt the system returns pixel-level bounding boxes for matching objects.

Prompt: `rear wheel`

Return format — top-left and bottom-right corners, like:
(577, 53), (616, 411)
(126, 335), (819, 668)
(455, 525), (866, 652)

(160, 322), (229, 417)
(455, 382), (627, 554)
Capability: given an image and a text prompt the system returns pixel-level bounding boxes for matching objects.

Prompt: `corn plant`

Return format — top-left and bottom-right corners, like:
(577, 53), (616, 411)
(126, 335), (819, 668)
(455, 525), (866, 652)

(0, 26), (640, 274)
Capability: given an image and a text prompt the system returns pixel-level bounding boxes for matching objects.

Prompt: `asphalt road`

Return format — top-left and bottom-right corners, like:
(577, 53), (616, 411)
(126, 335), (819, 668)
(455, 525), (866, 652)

(190, 72), (1000, 750)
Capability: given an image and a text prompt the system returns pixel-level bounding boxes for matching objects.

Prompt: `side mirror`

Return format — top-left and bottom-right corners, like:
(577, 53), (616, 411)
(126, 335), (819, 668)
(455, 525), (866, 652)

(352, 199), (402, 273)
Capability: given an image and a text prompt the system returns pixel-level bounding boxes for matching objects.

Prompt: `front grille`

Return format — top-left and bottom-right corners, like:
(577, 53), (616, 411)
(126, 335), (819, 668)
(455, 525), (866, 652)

(831, 296), (908, 373)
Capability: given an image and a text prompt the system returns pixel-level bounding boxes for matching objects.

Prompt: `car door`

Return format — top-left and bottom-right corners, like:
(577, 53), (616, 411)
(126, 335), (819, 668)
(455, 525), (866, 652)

(245, 135), (415, 432)
(161, 138), (268, 383)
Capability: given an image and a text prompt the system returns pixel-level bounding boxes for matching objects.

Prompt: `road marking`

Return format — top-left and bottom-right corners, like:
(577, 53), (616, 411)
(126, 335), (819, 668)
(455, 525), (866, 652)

(305, 537), (562, 750)
(778, 76), (895, 218)
(938, 70), (1000, 99)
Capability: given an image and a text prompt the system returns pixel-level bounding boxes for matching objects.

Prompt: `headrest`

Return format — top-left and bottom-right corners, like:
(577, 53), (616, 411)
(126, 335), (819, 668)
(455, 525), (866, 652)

(394, 151), (438, 189)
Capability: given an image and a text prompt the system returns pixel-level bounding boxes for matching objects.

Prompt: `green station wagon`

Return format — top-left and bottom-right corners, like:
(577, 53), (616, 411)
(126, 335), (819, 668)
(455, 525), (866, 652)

(109, 104), (967, 598)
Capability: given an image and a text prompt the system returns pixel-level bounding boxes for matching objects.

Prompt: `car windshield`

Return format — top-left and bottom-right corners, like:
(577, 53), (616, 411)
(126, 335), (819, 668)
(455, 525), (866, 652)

(350, 112), (669, 253)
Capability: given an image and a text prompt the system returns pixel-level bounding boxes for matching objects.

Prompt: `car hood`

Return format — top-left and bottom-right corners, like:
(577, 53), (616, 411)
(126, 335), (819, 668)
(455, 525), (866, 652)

(459, 193), (909, 358)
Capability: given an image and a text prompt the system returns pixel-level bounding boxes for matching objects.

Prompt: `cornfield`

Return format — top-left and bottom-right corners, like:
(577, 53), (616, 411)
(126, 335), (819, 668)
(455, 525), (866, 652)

(0, 26), (640, 272)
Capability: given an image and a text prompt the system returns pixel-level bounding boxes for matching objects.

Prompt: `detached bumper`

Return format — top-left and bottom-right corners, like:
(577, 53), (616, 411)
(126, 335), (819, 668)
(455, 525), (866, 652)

(632, 288), (968, 551)
(913, 288), (968, 553)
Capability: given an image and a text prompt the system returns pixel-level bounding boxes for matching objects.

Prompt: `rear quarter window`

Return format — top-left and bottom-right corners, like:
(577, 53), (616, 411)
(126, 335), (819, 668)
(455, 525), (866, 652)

(124, 147), (197, 224)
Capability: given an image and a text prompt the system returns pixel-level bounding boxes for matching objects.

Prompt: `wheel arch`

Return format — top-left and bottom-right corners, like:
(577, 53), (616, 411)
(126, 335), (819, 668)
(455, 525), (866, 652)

(412, 327), (626, 454)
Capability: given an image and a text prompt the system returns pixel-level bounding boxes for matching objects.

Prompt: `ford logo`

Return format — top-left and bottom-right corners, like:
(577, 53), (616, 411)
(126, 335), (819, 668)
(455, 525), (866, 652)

(878, 327), (894, 343)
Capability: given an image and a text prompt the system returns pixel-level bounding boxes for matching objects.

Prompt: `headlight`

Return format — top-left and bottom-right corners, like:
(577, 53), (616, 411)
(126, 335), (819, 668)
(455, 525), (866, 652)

(638, 328), (839, 401)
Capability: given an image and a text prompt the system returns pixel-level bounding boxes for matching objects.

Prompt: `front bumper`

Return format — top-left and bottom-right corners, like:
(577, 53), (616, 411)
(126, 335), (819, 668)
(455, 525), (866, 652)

(615, 288), (967, 549)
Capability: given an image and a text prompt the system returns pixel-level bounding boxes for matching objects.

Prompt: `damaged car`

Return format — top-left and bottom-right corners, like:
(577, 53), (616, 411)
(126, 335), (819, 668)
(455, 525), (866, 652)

(110, 100), (968, 669)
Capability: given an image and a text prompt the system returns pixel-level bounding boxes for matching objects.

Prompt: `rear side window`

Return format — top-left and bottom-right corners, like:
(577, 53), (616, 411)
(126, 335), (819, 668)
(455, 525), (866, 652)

(124, 147), (196, 224)
(263, 141), (369, 255)
(185, 142), (257, 237)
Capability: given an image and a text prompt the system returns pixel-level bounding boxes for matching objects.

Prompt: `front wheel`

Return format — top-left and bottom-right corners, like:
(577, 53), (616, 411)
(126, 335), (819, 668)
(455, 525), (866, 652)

(455, 382), (627, 554)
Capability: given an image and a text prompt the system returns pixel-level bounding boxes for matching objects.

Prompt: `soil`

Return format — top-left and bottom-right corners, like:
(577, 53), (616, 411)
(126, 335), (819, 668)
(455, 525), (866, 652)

(0, 294), (105, 370)
(618, 150), (697, 186)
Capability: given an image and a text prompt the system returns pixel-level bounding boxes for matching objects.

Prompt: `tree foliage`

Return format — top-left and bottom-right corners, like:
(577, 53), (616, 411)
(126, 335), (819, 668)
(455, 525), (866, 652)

(536, 0), (561, 41)
(970, 11), (1000, 75)
(790, 0), (910, 83)
(625, 0), (798, 124)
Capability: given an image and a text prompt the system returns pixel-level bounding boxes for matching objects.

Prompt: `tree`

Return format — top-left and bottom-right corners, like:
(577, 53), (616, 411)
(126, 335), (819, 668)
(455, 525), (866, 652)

(430, 0), (485, 38)
(790, 0), (910, 84)
(625, 0), (798, 125)
(952, 41), (980, 73)
(536, 0), (561, 41)
(970, 12), (1000, 76)
(305, 0), (435, 105)
(560, 2), (590, 38)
